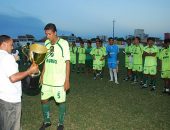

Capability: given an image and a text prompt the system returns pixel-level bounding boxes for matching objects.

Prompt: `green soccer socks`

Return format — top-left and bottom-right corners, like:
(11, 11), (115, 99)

(42, 103), (51, 123)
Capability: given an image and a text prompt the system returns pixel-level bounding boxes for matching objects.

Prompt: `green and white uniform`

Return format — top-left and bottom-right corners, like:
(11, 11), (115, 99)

(131, 44), (144, 72)
(159, 47), (170, 78)
(77, 47), (86, 64)
(90, 48), (105, 70)
(143, 45), (159, 75)
(41, 38), (70, 103)
(125, 44), (133, 69)
(70, 46), (77, 64)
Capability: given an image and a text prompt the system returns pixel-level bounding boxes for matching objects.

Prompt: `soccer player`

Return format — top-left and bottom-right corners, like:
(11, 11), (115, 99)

(106, 37), (119, 84)
(99, 39), (107, 79)
(85, 40), (93, 73)
(90, 39), (105, 80)
(142, 37), (159, 91)
(159, 39), (170, 94)
(77, 40), (86, 73)
(124, 38), (133, 81)
(39, 23), (70, 130)
(70, 41), (77, 72)
(131, 37), (144, 84)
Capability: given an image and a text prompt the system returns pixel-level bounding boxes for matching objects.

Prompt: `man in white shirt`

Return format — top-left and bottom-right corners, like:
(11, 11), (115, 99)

(0, 35), (38, 130)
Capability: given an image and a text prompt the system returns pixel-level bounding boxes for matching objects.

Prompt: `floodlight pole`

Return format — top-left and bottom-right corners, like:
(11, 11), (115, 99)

(113, 19), (115, 39)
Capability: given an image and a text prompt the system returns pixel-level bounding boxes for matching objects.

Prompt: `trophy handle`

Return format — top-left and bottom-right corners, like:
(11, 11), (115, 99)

(43, 48), (54, 61)
(22, 45), (30, 61)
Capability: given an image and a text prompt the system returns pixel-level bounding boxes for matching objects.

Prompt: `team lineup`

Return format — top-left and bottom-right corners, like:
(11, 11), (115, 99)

(70, 37), (170, 93)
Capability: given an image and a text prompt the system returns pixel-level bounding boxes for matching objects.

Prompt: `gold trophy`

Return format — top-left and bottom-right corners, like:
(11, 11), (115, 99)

(22, 43), (48, 77)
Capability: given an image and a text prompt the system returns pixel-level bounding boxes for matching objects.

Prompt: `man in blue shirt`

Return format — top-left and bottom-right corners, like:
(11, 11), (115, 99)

(106, 37), (119, 84)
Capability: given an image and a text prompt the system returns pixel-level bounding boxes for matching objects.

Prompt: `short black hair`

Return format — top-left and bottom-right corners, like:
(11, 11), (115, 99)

(87, 40), (91, 44)
(96, 38), (101, 42)
(108, 37), (114, 41)
(44, 23), (57, 32)
(80, 40), (84, 44)
(134, 36), (141, 42)
(0, 35), (11, 45)
(126, 38), (132, 42)
(147, 37), (155, 42)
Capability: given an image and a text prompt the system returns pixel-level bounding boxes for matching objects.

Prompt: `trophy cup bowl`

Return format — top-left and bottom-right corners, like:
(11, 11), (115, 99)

(22, 43), (48, 77)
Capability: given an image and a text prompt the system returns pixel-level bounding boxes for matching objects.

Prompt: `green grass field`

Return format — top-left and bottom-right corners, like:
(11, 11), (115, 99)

(21, 49), (170, 130)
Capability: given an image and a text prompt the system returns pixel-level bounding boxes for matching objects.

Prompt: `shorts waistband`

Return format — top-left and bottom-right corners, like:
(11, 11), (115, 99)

(42, 84), (63, 87)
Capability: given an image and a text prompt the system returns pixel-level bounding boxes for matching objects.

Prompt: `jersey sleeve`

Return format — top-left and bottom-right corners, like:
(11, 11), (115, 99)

(158, 49), (163, 60)
(155, 46), (159, 57)
(143, 46), (147, 52)
(90, 48), (95, 55)
(103, 47), (107, 56)
(63, 41), (70, 61)
(45, 39), (51, 46)
(141, 44), (144, 54)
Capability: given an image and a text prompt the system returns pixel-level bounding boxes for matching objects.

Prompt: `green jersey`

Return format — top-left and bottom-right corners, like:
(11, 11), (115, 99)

(85, 47), (93, 60)
(131, 44), (144, 65)
(77, 47), (86, 61)
(43, 38), (70, 86)
(125, 44), (133, 62)
(100, 46), (107, 66)
(70, 46), (77, 59)
(143, 45), (159, 66)
(100, 46), (107, 56)
(159, 48), (170, 71)
(90, 47), (105, 65)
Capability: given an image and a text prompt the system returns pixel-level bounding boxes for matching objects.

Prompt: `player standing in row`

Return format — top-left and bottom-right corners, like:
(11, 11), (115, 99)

(131, 37), (144, 84)
(142, 37), (159, 91)
(70, 41), (77, 72)
(159, 39), (170, 94)
(90, 39), (105, 80)
(106, 37), (119, 84)
(77, 40), (86, 73)
(124, 38), (133, 81)
(85, 40), (93, 73)
(99, 39), (107, 79)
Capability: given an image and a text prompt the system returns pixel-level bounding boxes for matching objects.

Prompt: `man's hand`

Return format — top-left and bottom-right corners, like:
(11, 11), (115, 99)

(64, 80), (70, 91)
(13, 55), (20, 61)
(27, 63), (39, 75)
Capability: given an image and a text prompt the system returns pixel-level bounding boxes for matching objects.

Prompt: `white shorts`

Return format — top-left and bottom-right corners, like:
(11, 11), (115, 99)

(41, 85), (66, 103)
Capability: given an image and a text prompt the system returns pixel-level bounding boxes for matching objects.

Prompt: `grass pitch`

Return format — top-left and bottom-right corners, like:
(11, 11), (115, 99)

(21, 50), (170, 130)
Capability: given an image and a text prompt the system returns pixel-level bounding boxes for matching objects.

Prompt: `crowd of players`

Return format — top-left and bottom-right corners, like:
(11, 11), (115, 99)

(12, 37), (170, 95)
(69, 37), (170, 95)
(70, 37), (119, 84)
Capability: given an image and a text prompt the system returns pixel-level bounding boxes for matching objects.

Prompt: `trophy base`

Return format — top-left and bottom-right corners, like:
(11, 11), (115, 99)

(31, 70), (41, 78)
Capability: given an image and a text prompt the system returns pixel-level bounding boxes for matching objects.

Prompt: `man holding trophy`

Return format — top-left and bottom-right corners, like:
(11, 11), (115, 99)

(0, 35), (39, 130)
(39, 23), (70, 130)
